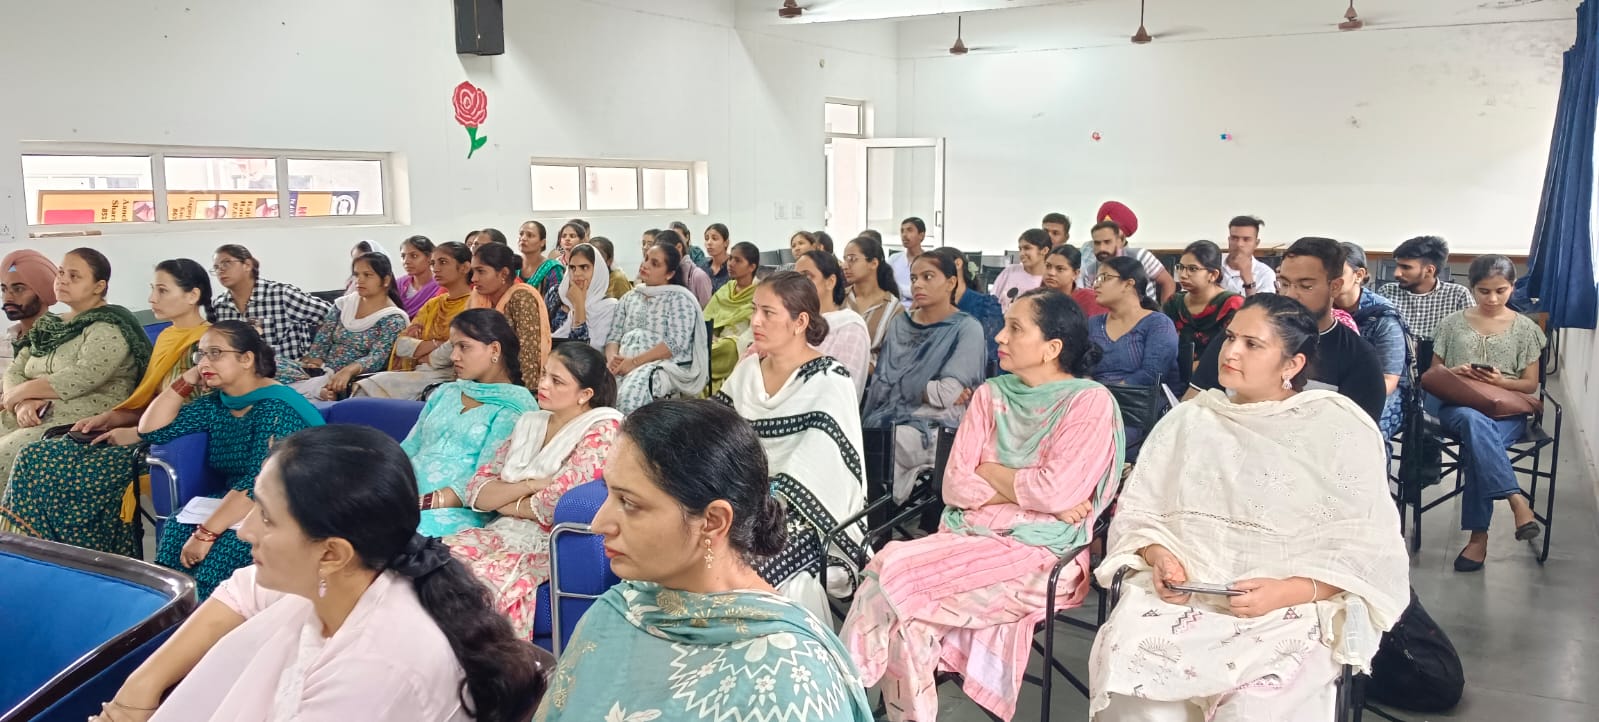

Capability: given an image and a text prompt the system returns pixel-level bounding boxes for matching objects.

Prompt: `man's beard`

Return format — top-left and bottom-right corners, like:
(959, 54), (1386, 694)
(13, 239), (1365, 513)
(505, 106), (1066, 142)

(3, 299), (40, 322)
(1095, 251), (1113, 262)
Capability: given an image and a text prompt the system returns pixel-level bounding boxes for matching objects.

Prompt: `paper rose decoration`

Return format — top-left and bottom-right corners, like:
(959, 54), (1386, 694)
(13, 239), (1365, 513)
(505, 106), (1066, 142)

(453, 81), (489, 159)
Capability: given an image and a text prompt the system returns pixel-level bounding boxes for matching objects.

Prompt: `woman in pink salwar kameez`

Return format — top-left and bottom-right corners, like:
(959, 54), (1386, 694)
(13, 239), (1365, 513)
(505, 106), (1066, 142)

(841, 288), (1125, 722)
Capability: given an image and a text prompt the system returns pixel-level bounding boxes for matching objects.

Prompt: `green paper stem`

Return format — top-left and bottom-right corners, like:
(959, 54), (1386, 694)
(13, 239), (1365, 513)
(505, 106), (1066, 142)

(465, 126), (488, 159)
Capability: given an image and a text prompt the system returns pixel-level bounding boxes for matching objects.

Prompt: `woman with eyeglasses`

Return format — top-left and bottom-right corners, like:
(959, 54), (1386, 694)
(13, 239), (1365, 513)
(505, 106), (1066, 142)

(208, 244), (332, 363)
(138, 320), (325, 599)
(842, 236), (904, 370)
(0, 259), (204, 555)
(1162, 240), (1244, 388)
(1088, 257), (1178, 453)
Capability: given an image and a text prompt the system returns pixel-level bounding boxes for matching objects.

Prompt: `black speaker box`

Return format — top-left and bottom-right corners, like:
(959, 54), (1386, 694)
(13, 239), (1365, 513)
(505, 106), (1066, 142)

(455, 0), (505, 56)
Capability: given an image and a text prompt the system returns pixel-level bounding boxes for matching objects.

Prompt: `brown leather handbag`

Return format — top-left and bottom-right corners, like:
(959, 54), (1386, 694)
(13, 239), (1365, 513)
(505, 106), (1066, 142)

(1419, 365), (1542, 419)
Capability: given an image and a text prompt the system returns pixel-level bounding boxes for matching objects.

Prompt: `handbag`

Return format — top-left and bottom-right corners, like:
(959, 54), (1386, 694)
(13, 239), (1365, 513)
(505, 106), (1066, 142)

(1419, 365), (1541, 419)
(1366, 588), (1466, 712)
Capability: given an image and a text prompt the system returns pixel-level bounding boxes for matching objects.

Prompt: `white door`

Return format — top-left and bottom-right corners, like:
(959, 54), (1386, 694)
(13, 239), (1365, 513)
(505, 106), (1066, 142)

(826, 138), (946, 249)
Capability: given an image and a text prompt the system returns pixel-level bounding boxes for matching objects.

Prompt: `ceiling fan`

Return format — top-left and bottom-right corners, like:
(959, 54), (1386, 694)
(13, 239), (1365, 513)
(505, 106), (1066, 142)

(778, 0), (804, 19)
(1339, 1), (1365, 30)
(946, 16), (1006, 55)
(1132, 0), (1152, 44)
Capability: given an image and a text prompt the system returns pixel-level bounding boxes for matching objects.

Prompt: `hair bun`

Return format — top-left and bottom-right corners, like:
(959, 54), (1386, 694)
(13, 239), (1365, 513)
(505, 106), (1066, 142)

(390, 533), (453, 579)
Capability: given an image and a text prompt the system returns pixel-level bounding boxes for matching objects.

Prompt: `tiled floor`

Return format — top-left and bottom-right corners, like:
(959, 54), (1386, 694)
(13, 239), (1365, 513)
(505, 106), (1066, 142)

(933, 396), (1599, 722)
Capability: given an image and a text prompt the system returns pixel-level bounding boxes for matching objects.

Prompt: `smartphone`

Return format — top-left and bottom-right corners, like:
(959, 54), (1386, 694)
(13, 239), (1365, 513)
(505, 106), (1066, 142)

(304, 366), (326, 378)
(1470, 363), (1497, 373)
(1165, 581), (1245, 597)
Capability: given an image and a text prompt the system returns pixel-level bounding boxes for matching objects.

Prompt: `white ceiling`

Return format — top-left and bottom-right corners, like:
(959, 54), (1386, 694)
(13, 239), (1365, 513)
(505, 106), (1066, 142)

(739, 1), (1579, 54)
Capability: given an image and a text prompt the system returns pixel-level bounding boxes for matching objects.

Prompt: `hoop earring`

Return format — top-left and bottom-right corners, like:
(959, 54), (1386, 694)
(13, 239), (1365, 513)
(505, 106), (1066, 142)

(703, 537), (714, 569)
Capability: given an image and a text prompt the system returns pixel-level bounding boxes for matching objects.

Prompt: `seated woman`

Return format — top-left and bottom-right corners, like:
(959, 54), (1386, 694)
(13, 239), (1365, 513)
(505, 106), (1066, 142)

(843, 235), (905, 370)
(992, 228), (1050, 310)
(1429, 255), (1546, 572)
(1042, 243), (1107, 316)
(407, 309), (537, 537)
(352, 242), (474, 400)
(0, 248), (149, 495)
(655, 229), (714, 307)
(92, 425), (544, 722)
(0, 259), (209, 556)
(1162, 240), (1243, 387)
(1089, 294), (1409, 721)
(470, 242), (550, 388)
(283, 252), (409, 400)
(668, 219), (711, 271)
(703, 223), (733, 293)
(608, 241), (707, 414)
(445, 344), (621, 639)
(714, 271), (868, 622)
(396, 235), (439, 317)
(342, 240), (389, 294)
(139, 321), (325, 599)
(537, 399), (872, 722)
(1089, 256), (1179, 451)
(795, 250), (871, 400)
(518, 220), (566, 328)
(590, 236), (634, 300)
(209, 244), (331, 362)
(862, 252), (987, 501)
(844, 287), (1123, 722)
(933, 247), (1004, 373)
(705, 241), (760, 394)
(550, 243), (618, 350)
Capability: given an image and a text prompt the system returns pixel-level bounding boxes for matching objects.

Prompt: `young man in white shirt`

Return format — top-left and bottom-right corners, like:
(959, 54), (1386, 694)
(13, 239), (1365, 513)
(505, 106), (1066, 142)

(1220, 215), (1277, 296)
(888, 216), (926, 306)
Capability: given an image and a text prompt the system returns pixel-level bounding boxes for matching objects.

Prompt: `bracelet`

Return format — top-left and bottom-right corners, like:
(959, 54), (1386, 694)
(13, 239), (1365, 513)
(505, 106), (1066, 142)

(107, 699), (158, 712)
(192, 525), (219, 543)
(419, 492), (433, 511)
(170, 378), (194, 397)
(1309, 579), (1320, 604)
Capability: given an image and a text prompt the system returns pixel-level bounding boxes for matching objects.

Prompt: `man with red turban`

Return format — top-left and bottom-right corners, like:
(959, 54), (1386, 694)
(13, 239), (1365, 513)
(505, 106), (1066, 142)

(1, 250), (58, 374)
(1076, 201), (1175, 304)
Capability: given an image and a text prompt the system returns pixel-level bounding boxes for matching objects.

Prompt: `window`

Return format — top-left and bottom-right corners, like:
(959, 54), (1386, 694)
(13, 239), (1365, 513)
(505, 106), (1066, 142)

(529, 158), (698, 213)
(825, 99), (866, 139)
(21, 144), (394, 229)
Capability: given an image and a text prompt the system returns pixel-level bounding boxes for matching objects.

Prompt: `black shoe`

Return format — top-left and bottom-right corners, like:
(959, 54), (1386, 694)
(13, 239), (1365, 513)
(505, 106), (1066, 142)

(1453, 550), (1485, 572)
(1515, 520), (1542, 541)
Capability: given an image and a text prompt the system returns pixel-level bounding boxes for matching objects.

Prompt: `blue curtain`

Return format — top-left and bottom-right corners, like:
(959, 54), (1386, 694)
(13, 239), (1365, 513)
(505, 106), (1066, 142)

(1520, 0), (1599, 330)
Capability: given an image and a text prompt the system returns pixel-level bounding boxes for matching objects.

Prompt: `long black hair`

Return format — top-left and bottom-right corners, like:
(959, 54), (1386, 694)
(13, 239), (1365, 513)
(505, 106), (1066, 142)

(549, 343), (617, 409)
(156, 258), (214, 321)
(800, 250), (847, 307)
(650, 234), (688, 288)
(1240, 293), (1320, 391)
(472, 242), (523, 291)
(206, 319), (277, 379)
(846, 235), (899, 298)
(271, 425), (543, 722)
(1103, 256), (1159, 312)
(401, 235), (436, 257)
(1016, 287), (1099, 376)
(353, 252), (406, 309)
(451, 308), (523, 387)
(621, 400), (784, 565)
(1182, 240), (1226, 286)
(920, 248), (963, 305)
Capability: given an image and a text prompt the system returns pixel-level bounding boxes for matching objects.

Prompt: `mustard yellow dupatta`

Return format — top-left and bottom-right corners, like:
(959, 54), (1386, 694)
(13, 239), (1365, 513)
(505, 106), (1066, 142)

(117, 323), (208, 520)
(388, 292), (470, 372)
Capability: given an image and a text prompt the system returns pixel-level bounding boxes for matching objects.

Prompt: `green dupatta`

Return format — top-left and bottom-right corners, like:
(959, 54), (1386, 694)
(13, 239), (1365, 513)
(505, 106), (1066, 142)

(704, 278), (756, 333)
(218, 383), (326, 427)
(20, 304), (153, 374)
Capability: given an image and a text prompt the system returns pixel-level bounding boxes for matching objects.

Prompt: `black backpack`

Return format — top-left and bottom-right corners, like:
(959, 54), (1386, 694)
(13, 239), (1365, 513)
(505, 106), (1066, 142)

(1365, 588), (1465, 712)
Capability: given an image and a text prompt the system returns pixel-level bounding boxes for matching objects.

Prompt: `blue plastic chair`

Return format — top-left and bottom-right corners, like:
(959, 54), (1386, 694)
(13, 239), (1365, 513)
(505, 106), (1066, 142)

(0, 534), (195, 722)
(142, 321), (171, 345)
(321, 397), (423, 443)
(530, 479), (619, 654)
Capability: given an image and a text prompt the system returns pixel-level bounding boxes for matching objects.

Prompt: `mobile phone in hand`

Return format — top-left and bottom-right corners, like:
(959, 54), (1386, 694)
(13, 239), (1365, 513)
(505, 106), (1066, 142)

(1165, 581), (1245, 597)
(1470, 363), (1497, 373)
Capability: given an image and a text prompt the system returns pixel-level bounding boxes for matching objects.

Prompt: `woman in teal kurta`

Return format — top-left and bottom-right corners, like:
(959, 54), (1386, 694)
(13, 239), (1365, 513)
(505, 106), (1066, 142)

(141, 321), (324, 600)
(408, 309), (537, 537)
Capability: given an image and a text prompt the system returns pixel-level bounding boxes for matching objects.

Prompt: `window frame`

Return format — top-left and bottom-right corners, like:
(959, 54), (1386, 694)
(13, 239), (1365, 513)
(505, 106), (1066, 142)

(529, 156), (700, 215)
(825, 98), (867, 140)
(20, 141), (398, 234)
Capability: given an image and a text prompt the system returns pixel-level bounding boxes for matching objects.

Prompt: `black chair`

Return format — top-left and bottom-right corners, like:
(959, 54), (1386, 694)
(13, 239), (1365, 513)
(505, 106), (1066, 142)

(1396, 343), (1562, 563)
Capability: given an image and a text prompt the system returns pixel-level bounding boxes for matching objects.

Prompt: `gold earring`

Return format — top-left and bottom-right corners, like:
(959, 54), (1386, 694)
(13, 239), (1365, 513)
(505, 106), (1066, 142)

(703, 537), (714, 569)
(491, 354), (500, 363)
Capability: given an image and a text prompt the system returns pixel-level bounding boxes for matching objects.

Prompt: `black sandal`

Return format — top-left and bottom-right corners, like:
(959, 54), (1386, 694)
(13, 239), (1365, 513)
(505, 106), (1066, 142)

(1453, 550), (1485, 573)
(1515, 520), (1542, 541)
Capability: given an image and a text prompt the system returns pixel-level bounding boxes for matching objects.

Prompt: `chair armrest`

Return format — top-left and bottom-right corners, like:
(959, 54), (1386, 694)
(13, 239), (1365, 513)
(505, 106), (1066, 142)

(144, 433), (216, 519)
(1109, 565), (1133, 610)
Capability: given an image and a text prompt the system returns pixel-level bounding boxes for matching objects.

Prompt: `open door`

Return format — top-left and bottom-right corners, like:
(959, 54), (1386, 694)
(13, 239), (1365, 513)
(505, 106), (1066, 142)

(826, 138), (945, 248)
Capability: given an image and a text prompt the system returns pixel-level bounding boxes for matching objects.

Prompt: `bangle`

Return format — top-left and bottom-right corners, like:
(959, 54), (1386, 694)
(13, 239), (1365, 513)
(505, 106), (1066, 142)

(419, 492), (433, 511)
(192, 525), (219, 543)
(170, 378), (194, 397)
(1309, 579), (1320, 604)
(108, 699), (158, 712)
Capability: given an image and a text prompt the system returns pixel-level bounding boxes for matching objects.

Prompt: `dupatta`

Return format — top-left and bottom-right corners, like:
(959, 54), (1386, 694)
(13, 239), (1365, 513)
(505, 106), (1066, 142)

(218, 383), (326, 427)
(22, 304), (153, 374)
(537, 581), (873, 722)
(861, 311), (985, 434)
(704, 278), (756, 333)
(551, 252), (617, 347)
(1099, 390), (1408, 671)
(115, 323), (208, 411)
(388, 292), (470, 373)
(398, 274), (439, 317)
(472, 282), (552, 364)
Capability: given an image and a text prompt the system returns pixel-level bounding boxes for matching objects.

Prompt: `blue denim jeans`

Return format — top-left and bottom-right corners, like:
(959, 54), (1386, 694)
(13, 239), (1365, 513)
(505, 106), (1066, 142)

(1429, 396), (1526, 532)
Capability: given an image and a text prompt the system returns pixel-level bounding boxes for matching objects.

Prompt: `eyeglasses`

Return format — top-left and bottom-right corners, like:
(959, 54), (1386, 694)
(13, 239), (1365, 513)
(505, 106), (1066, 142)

(1093, 273), (1124, 286)
(842, 255), (863, 264)
(211, 260), (240, 274)
(192, 348), (247, 363)
(1174, 264), (1206, 276)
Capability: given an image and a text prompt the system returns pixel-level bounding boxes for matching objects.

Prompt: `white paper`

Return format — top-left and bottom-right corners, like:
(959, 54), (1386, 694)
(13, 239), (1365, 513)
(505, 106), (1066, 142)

(174, 496), (245, 530)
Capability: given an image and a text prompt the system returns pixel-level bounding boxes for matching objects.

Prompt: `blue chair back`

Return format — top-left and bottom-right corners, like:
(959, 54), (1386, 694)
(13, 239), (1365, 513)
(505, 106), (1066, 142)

(533, 479), (620, 653)
(321, 398), (424, 443)
(145, 432), (220, 539)
(142, 321), (171, 345)
(0, 535), (195, 722)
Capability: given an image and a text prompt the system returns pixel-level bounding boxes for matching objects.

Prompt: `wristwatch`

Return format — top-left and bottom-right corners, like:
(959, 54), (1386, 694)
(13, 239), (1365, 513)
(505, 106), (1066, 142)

(1242, 282), (1256, 291)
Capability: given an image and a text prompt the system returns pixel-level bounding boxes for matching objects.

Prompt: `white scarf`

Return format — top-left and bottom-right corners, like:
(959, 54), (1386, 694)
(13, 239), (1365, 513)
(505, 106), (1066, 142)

(552, 248), (618, 349)
(630, 283), (708, 397)
(1101, 390), (1409, 671)
(334, 293), (408, 333)
(498, 406), (626, 483)
(719, 354), (868, 591)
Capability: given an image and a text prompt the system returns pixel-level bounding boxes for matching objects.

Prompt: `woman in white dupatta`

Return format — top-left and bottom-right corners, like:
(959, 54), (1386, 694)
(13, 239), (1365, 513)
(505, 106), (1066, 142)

(608, 242), (708, 414)
(445, 344), (623, 639)
(714, 271), (868, 623)
(550, 243), (618, 350)
(1090, 295), (1409, 722)
(796, 250), (871, 401)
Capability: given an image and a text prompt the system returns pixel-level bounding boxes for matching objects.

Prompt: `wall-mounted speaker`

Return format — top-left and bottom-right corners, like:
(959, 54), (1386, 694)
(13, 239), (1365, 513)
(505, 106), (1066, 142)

(454, 0), (505, 56)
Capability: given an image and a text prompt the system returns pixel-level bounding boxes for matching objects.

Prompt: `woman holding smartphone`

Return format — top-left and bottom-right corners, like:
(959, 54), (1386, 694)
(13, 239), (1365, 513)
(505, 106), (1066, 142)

(1088, 294), (1408, 721)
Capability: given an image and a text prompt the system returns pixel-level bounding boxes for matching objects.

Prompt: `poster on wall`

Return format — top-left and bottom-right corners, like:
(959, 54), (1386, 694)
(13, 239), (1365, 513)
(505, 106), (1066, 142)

(34, 189), (361, 224)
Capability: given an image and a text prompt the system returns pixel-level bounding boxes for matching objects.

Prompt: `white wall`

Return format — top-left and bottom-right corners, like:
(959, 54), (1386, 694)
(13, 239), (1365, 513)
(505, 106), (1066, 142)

(1557, 326), (1599, 488)
(893, 16), (1574, 255)
(0, 0), (896, 309)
